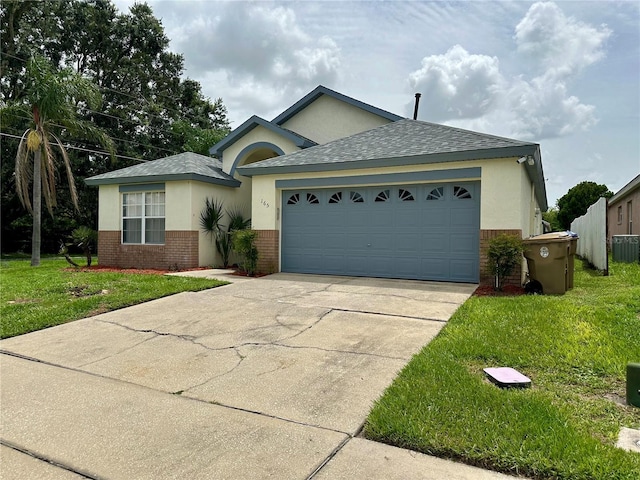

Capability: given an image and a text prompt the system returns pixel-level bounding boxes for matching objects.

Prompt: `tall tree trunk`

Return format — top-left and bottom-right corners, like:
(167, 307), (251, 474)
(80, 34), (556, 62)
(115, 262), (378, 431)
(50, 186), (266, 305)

(31, 149), (42, 267)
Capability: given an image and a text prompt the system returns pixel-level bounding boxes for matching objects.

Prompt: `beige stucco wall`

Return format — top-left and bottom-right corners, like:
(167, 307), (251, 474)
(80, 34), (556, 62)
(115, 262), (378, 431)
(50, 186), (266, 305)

(251, 157), (537, 233)
(97, 184), (120, 231)
(479, 158), (523, 230)
(280, 95), (395, 144)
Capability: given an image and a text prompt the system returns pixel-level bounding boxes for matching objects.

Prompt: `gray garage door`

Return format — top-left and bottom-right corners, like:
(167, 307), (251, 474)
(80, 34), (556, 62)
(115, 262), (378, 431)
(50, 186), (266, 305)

(281, 182), (480, 283)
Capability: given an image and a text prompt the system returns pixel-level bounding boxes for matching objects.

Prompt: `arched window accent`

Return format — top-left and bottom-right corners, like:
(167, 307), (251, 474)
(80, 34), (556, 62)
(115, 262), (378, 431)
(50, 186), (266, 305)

(426, 187), (444, 200)
(375, 189), (390, 202)
(454, 186), (472, 199)
(398, 188), (415, 202)
(328, 191), (342, 204)
(350, 191), (364, 203)
(306, 193), (320, 204)
(287, 193), (300, 205)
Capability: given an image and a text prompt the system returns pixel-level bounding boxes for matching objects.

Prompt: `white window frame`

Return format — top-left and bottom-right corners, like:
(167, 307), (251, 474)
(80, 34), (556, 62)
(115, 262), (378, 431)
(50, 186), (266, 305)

(122, 190), (166, 245)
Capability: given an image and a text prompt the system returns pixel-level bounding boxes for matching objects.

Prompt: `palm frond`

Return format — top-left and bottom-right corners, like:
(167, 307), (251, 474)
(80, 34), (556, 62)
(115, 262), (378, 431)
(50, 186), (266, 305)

(0, 103), (32, 127)
(40, 134), (57, 215)
(60, 117), (115, 159)
(14, 130), (33, 212)
(226, 207), (251, 231)
(200, 197), (225, 236)
(50, 132), (79, 211)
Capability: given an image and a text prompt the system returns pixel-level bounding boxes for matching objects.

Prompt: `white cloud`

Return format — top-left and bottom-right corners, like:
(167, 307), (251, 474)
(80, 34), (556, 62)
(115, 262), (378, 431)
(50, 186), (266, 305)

(168, 2), (341, 121)
(515, 1), (612, 77)
(409, 2), (609, 140)
(505, 73), (597, 139)
(408, 45), (503, 121)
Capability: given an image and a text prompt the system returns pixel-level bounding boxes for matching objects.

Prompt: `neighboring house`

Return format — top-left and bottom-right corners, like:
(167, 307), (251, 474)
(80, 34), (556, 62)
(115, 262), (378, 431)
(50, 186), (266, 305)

(607, 173), (639, 242)
(86, 85), (548, 284)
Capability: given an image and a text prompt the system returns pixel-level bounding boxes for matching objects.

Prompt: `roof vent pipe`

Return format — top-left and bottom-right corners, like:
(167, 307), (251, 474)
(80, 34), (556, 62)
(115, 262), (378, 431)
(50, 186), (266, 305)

(413, 93), (422, 120)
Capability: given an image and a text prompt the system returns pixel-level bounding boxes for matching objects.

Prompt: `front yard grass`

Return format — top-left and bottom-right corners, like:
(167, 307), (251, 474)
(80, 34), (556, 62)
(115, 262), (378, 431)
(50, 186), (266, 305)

(365, 260), (640, 480)
(1, 256), (227, 339)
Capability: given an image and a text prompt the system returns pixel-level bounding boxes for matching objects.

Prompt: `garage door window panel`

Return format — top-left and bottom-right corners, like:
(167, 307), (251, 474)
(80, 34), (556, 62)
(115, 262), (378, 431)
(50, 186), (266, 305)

(398, 188), (415, 202)
(427, 187), (445, 200)
(306, 193), (320, 204)
(287, 193), (300, 205)
(349, 191), (365, 203)
(454, 185), (473, 199)
(375, 189), (390, 202)
(328, 191), (343, 204)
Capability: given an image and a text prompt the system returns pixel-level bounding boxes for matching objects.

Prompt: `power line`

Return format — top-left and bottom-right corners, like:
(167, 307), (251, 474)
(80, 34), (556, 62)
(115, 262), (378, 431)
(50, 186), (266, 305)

(2, 51), (229, 128)
(0, 132), (148, 163)
(8, 113), (180, 157)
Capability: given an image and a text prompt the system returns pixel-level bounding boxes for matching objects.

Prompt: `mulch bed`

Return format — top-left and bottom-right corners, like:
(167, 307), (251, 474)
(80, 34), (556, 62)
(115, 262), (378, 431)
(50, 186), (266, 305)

(65, 265), (210, 275)
(473, 284), (526, 297)
(64, 265), (268, 277)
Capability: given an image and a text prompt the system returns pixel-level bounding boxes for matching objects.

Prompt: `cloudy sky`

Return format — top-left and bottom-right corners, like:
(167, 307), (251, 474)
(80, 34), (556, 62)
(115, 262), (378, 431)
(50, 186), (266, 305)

(114, 0), (639, 206)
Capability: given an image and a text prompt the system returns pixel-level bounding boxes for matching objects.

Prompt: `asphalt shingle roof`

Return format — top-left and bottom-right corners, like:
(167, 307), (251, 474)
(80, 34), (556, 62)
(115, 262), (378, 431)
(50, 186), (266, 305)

(238, 119), (537, 172)
(85, 152), (240, 187)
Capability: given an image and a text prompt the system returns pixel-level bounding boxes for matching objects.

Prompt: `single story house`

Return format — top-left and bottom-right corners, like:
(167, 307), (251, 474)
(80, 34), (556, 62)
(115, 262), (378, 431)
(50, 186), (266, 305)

(607, 173), (639, 243)
(86, 85), (548, 284)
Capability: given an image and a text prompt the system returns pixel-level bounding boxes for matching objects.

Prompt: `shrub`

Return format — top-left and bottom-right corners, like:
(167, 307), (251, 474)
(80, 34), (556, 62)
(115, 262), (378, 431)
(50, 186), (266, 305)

(232, 229), (259, 276)
(487, 234), (524, 290)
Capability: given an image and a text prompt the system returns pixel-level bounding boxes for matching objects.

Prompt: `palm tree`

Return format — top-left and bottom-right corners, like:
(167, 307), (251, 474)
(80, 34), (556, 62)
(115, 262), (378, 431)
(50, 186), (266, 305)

(3, 54), (114, 266)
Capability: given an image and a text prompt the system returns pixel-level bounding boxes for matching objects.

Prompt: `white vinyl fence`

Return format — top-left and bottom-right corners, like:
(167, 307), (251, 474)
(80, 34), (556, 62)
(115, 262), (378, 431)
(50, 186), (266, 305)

(570, 197), (608, 273)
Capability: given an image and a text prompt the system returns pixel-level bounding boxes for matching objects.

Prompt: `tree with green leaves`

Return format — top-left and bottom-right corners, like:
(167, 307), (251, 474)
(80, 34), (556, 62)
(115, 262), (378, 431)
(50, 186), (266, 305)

(3, 54), (114, 266)
(542, 207), (562, 232)
(556, 181), (613, 230)
(1, 0), (229, 253)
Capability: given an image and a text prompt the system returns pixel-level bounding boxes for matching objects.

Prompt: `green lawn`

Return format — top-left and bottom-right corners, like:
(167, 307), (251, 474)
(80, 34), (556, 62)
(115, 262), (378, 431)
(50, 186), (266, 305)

(365, 260), (640, 480)
(0, 256), (227, 339)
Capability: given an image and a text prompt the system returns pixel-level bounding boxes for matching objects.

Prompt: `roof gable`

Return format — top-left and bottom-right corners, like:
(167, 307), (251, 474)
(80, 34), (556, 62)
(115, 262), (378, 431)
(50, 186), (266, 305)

(208, 115), (316, 158)
(85, 152), (240, 187)
(272, 85), (403, 125)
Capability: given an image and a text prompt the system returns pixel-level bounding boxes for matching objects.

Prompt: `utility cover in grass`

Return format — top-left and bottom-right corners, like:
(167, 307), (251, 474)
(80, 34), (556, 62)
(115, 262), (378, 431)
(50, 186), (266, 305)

(484, 367), (531, 389)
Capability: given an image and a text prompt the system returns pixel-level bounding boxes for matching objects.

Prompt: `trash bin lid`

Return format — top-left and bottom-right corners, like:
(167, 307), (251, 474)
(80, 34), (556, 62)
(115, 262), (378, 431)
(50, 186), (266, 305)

(523, 231), (575, 243)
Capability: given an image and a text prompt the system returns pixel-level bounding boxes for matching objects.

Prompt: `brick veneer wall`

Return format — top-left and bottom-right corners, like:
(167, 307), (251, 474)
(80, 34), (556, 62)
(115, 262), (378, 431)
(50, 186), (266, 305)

(254, 230), (279, 274)
(97, 230), (199, 269)
(479, 229), (523, 286)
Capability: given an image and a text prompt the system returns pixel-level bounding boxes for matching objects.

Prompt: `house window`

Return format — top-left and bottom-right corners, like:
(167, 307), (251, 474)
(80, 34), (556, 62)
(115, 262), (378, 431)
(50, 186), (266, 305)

(122, 191), (165, 244)
(628, 201), (633, 234)
(618, 205), (623, 224)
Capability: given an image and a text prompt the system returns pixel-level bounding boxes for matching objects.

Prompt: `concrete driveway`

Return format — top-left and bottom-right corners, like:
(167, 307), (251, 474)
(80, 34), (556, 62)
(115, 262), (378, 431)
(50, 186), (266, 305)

(1, 272), (517, 479)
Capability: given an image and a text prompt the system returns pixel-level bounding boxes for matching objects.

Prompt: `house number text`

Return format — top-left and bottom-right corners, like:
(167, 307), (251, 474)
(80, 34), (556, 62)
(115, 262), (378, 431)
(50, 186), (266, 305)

(260, 198), (270, 208)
